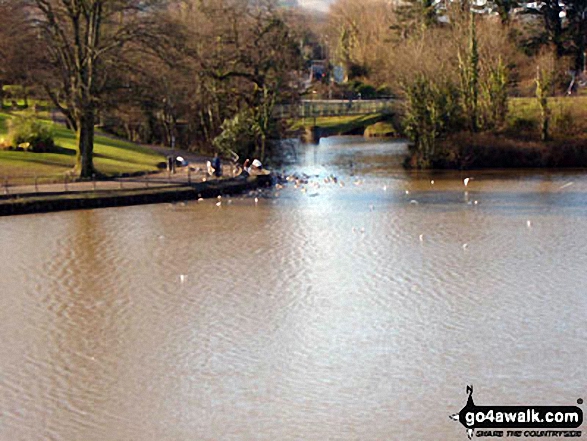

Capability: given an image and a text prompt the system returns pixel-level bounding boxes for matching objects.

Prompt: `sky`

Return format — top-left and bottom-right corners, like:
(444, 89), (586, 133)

(298, 0), (331, 12)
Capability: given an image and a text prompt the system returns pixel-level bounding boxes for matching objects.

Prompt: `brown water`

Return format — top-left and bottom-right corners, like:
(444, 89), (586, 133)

(0, 137), (586, 441)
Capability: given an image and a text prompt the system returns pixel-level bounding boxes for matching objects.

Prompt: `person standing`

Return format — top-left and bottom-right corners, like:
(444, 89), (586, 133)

(212, 153), (222, 177)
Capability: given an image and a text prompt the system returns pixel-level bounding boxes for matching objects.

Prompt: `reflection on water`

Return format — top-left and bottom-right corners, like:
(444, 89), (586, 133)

(0, 136), (586, 440)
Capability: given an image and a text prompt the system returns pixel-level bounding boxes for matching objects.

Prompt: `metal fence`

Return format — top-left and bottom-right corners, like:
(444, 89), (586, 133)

(274, 99), (397, 119)
(0, 165), (241, 198)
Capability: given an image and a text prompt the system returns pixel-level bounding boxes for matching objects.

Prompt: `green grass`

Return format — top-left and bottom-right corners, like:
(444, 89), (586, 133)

(509, 96), (587, 132)
(364, 121), (396, 137)
(0, 111), (164, 180)
(415, 96), (587, 170)
(291, 113), (387, 134)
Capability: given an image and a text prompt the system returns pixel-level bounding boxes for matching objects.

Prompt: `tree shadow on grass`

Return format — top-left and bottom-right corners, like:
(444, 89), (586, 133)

(49, 145), (76, 156)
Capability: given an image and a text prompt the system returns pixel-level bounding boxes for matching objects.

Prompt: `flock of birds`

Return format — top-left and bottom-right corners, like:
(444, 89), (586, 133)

(190, 169), (577, 234)
(174, 171), (577, 284)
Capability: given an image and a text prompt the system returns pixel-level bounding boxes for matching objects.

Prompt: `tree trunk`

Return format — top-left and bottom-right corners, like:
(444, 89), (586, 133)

(76, 108), (96, 178)
(574, 22), (586, 73)
(260, 135), (266, 161)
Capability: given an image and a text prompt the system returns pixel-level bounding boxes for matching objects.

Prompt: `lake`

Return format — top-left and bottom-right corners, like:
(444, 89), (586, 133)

(0, 137), (585, 440)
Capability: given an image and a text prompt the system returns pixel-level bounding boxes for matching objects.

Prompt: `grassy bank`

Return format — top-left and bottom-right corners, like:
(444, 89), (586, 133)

(406, 96), (587, 169)
(0, 111), (164, 180)
(363, 121), (397, 137)
(291, 113), (389, 135)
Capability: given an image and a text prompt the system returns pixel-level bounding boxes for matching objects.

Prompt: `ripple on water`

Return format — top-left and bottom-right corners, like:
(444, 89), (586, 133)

(1, 142), (587, 440)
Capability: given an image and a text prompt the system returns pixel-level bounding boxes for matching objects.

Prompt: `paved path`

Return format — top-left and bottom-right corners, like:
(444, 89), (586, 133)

(0, 168), (235, 197)
(0, 150), (240, 198)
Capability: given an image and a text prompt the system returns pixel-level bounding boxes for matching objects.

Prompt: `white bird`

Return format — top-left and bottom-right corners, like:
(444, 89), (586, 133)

(409, 199), (419, 205)
(462, 243), (468, 250)
(474, 200), (479, 205)
(463, 177), (471, 187)
(430, 180), (435, 185)
(559, 182), (574, 190)
(216, 201), (221, 207)
(383, 185), (387, 191)
(197, 198), (204, 202)
(254, 197), (259, 204)
(526, 220), (532, 228)
(405, 190), (410, 195)
(419, 234), (424, 242)
(179, 275), (187, 283)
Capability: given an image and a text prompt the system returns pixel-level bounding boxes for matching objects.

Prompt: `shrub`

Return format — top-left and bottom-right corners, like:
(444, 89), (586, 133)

(423, 132), (587, 169)
(8, 113), (56, 153)
(355, 84), (377, 99)
(212, 109), (257, 159)
(376, 85), (393, 98)
(552, 109), (578, 137)
(402, 75), (462, 167)
(507, 116), (537, 135)
(429, 132), (547, 169)
(348, 81), (378, 99)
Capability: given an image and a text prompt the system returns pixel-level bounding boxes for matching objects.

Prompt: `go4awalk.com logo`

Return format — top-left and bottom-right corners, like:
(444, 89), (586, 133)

(450, 386), (583, 439)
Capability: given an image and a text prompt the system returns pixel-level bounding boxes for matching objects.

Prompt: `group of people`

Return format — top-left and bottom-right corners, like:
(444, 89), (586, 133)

(207, 153), (270, 178)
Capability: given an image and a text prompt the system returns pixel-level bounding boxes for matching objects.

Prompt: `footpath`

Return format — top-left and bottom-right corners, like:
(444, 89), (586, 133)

(0, 159), (271, 217)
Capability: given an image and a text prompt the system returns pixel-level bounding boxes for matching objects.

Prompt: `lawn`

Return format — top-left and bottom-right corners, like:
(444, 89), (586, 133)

(508, 96), (587, 133)
(0, 112), (164, 181)
(290, 113), (388, 133)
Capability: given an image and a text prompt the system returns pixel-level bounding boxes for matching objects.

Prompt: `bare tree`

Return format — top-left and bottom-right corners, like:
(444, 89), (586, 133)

(29, 0), (169, 178)
(0, 2), (40, 106)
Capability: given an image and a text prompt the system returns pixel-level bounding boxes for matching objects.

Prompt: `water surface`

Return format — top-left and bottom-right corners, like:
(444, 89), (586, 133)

(0, 137), (585, 440)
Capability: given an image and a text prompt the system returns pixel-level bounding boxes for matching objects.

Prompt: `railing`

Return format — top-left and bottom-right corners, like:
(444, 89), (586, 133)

(0, 166), (239, 198)
(274, 99), (397, 119)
